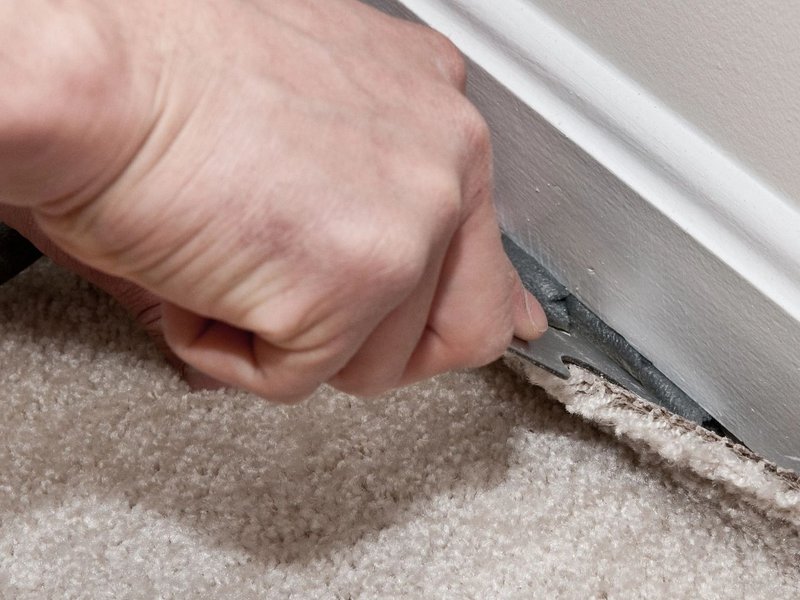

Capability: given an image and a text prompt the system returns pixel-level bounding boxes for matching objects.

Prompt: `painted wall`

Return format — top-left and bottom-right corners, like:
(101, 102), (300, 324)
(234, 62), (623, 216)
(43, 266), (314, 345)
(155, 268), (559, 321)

(532, 0), (800, 204)
(363, 0), (800, 469)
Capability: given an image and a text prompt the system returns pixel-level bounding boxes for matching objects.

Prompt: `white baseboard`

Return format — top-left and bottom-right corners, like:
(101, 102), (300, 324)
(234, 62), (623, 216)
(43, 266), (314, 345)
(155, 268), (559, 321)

(366, 0), (800, 470)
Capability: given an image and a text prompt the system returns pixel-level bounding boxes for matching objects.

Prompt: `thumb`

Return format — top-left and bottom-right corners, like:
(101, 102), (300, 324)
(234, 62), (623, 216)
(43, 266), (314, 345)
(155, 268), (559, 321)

(511, 273), (548, 340)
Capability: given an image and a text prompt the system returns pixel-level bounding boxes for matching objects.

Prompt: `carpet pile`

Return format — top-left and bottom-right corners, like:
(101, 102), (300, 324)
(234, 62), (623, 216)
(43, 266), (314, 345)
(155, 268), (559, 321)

(1, 261), (798, 598)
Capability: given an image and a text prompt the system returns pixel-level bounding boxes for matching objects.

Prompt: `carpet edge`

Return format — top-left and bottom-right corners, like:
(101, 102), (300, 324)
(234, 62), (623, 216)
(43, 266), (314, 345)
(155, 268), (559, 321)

(504, 355), (800, 528)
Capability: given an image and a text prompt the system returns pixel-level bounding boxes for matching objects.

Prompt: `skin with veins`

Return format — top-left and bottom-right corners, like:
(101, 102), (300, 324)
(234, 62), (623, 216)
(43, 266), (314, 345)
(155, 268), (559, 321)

(0, 0), (547, 401)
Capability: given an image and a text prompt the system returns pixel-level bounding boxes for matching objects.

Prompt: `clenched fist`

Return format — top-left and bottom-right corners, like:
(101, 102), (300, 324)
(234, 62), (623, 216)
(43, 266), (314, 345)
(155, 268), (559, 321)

(0, 0), (547, 401)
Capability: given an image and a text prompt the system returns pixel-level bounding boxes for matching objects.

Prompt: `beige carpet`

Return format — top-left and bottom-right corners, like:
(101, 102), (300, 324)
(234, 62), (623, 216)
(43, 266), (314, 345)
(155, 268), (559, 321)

(1, 260), (799, 599)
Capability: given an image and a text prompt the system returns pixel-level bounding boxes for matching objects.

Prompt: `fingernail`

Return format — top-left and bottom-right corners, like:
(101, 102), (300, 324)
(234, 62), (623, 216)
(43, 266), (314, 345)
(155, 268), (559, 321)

(522, 288), (549, 337)
(183, 365), (227, 391)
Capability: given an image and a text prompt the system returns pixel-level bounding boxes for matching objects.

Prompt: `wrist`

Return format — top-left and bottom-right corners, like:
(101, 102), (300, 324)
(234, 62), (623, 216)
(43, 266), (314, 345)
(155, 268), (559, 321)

(0, 1), (162, 212)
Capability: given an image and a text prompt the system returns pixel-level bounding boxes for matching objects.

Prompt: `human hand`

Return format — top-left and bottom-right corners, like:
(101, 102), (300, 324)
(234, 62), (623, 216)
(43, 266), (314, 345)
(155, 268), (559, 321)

(0, 0), (547, 401)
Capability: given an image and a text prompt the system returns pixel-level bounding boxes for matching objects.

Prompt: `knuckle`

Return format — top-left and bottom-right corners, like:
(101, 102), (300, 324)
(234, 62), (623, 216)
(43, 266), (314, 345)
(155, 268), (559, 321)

(452, 103), (493, 210)
(349, 169), (463, 301)
(424, 28), (467, 88)
(426, 170), (464, 224)
(250, 303), (309, 347)
(251, 336), (350, 403)
(242, 284), (332, 350)
(346, 225), (430, 300)
(370, 239), (427, 298)
(458, 103), (492, 157)
(409, 168), (463, 239)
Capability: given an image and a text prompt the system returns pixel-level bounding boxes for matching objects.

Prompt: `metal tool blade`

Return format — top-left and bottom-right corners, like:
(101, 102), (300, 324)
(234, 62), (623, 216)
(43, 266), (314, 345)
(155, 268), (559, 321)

(508, 328), (658, 404)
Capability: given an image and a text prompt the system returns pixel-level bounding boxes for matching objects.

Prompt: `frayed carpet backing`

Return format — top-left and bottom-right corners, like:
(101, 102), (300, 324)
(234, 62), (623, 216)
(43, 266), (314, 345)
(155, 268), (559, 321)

(0, 261), (798, 599)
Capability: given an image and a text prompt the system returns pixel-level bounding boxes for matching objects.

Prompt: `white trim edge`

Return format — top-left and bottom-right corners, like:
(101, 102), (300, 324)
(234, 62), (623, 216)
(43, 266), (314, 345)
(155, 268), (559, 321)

(404, 0), (800, 322)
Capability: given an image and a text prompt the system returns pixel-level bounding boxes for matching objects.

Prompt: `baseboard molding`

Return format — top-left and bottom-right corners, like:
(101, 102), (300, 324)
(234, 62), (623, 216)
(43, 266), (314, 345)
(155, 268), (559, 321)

(366, 0), (800, 471)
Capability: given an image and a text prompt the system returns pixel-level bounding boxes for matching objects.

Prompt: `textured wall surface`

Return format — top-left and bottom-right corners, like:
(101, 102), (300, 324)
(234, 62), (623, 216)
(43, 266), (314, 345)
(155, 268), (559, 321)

(531, 0), (800, 202)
